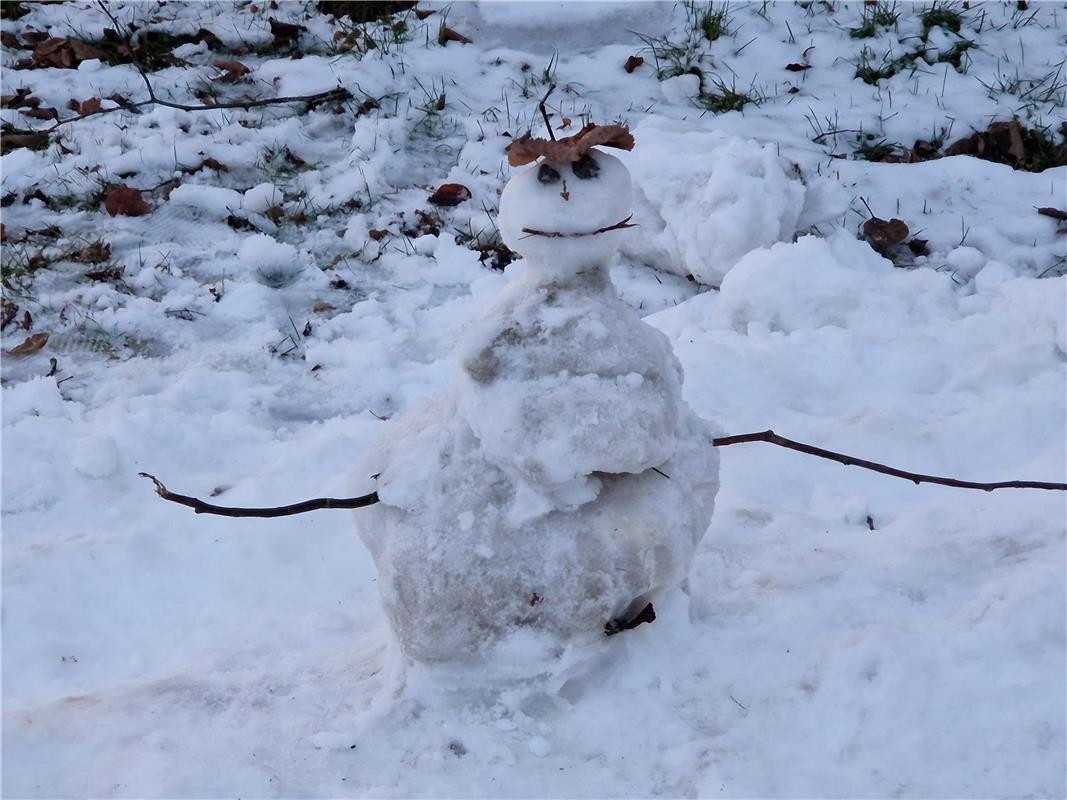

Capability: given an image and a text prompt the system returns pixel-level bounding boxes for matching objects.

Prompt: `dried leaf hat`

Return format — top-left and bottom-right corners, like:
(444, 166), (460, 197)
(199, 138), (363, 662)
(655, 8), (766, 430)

(506, 122), (635, 167)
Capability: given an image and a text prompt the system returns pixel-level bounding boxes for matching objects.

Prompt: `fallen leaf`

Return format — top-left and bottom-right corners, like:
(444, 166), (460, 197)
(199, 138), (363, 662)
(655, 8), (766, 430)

(1037, 207), (1067, 222)
(1, 88), (35, 109)
(438, 25), (471, 45)
(1, 31), (25, 50)
(428, 182), (472, 206)
(103, 184), (152, 216)
(264, 205), (285, 222)
(862, 216), (909, 250)
(19, 309), (32, 330)
(312, 302), (334, 313)
(907, 238), (930, 257)
(785, 62), (810, 71)
(415, 7), (435, 18)
(1, 300), (19, 330)
(214, 59), (250, 83)
(19, 106), (58, 120)
(226, 214), (255, 231)
(200, 157), (229, 172)
(368, 228), (388, 240)
(7, 331), (50, 356)
(32, 37), (105, 69)
(84, 266), (124, 282)
(623, 54), (644, 73)
(78, 97), (102, 115)
(269, 17), (305, 47)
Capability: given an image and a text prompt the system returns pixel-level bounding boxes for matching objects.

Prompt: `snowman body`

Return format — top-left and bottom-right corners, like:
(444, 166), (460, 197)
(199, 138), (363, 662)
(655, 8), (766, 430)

(353, 149), (718, 665)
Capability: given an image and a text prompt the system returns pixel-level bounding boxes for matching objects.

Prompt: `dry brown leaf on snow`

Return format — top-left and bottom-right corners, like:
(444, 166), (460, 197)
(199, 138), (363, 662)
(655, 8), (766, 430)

(7, 331), (50, 357)
(31, 38), (106, 69)
(438, 25), (472, 45)
(428, 183), (471, 206)
(19, 106), (58, 121)
(623, 55), (644, 73)
(214, 60), (251, 83)
(104, 184), (152, 217)
(862, 217), (909, 250)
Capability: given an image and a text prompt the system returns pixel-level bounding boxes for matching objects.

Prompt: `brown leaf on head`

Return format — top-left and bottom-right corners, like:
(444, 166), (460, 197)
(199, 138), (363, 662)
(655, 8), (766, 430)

(104, 184), (152, 217)
(506, 123), (635, 167)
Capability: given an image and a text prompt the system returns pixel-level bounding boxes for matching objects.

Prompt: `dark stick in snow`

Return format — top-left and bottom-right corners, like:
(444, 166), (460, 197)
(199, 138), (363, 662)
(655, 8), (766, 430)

(711, 430), (1067, 491)
(139, 473), (379, 517)
(140, 431), (1067, 519)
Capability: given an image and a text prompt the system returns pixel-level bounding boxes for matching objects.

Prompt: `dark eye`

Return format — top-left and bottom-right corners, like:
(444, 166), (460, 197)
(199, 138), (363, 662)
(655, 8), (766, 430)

(538, 164), (561, 184)
(573, 154), (600, 180)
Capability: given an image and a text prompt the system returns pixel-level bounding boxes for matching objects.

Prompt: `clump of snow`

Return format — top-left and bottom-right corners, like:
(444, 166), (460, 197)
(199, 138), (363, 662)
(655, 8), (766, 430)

(168, 184), (244, 218)
(619, 119), (847, 285)
(236, 234), (302, 286)
(353, 150), (719, 666)
(241, 182), (282, 214)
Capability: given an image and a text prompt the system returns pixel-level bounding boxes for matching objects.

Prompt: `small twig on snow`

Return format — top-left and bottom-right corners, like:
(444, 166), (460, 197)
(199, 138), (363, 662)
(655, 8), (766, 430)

(139, 473), (379, 517)
(28, 3), (352, 135)
(710, 430), (1067, 491)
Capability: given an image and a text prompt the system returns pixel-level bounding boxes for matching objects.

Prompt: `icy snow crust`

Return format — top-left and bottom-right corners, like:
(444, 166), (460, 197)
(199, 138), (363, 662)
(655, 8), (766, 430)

(2, 1), (1065, 798)
(355, 150), (719, 664)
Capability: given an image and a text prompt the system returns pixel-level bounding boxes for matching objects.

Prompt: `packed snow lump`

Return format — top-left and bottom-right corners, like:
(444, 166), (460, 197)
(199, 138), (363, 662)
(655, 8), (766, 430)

(352, 142), (719, 666)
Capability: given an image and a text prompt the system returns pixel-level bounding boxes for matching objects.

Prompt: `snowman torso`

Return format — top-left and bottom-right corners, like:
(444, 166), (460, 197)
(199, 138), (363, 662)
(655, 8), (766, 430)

(353, 147), (719, 665)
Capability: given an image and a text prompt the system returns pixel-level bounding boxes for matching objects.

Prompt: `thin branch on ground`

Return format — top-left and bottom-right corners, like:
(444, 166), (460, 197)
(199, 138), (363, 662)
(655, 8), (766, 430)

(538, 83), (557, 141)
(141, 429), (1067, 519)
(710, 430), (1067, 491)
(139, 473), (380, 517)
(20, 3), (352, 136)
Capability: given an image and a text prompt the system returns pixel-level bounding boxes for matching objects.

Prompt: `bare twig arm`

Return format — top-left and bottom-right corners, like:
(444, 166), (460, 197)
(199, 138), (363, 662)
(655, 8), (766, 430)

(711, 430), (1067, 491)
(139, 473), (379, 517)
(140, 430), (1067, 518)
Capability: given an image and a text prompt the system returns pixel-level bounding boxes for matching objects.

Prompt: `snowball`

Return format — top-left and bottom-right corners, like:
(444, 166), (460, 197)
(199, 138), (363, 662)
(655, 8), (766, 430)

(618, 120), (845, 285)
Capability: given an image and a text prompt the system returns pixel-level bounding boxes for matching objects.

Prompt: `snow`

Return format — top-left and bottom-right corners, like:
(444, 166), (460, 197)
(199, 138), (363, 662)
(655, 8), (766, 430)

(620, 120), (847, 285)
(2, 1), (1065, 798)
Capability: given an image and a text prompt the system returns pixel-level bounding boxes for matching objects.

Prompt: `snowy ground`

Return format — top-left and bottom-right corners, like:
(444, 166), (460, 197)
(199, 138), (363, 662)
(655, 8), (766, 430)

(2, 1), (1065, 797)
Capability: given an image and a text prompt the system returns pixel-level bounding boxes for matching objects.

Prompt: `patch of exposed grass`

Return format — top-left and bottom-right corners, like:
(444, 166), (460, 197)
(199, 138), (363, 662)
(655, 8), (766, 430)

(696, 76), (760, 113)
(919, 3), (963, 38)
(850, 1), (900, 38)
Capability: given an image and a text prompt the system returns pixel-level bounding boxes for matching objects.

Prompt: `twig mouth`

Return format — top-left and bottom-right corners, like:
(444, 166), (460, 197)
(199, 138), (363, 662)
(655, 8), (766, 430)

(520, 215), (636, 239)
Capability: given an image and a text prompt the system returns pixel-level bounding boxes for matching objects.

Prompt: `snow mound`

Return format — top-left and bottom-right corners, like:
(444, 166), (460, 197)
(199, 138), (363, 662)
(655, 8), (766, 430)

(619, 119), (847, 286)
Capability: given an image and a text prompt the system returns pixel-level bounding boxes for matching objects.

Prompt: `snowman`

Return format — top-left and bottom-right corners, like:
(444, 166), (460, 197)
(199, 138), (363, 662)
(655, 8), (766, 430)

(353, 123), (719, 668)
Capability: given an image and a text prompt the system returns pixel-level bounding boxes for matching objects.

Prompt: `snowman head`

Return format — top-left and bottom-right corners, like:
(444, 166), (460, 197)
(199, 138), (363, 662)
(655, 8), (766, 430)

(498, 124), (635, 272)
